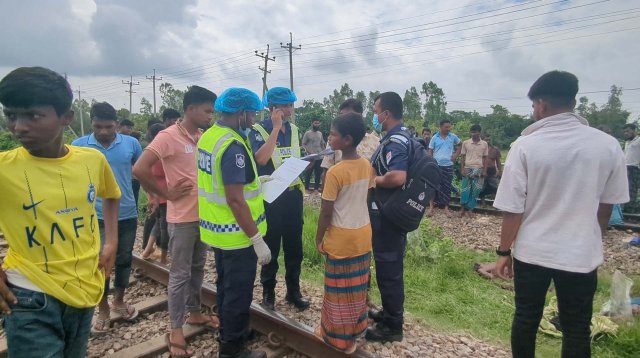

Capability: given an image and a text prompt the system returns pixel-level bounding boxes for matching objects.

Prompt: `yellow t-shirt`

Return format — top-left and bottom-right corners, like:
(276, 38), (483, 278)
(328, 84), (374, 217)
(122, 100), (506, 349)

(321, 157), (375, 258)
(0, 145), (121, 308)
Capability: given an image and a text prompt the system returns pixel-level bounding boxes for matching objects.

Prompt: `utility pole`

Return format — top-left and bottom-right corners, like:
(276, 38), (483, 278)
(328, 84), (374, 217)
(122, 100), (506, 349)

(122, 75), (140, 117)
(281, 32), (301, 92)
(281, 32), (301, 123)
(74, 87), (85, 136)
(255, 45), (276, 120)
(146, 69), (162, 116)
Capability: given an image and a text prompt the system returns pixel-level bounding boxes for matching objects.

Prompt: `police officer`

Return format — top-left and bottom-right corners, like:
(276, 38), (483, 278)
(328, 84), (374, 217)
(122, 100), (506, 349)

(249, 87), (310, 310)
(367, 92), (409, 342)
(197, 88), (270, 358)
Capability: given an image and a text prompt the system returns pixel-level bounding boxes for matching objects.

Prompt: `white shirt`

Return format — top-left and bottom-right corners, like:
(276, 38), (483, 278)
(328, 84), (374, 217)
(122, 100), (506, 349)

(624, 136), (640, 166)
(494, 112), (629, 273)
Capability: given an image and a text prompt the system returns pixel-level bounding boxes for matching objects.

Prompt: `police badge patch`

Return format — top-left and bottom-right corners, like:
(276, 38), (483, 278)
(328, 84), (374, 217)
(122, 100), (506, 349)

(386, 151), (393, 164)
(236, 154), (246, 168)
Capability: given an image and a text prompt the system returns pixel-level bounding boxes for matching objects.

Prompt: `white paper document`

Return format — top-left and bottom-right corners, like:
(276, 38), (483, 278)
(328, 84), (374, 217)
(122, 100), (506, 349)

(261, 157), (309, 203)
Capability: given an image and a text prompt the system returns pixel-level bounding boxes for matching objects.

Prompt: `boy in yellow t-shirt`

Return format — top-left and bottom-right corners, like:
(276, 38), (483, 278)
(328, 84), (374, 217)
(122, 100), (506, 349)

(0, 67), (121, 358)
(315, 112), (374, 353)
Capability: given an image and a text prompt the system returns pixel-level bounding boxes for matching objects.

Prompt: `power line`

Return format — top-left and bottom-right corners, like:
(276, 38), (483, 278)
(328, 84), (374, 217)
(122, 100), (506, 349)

(146, 69), (162, 116)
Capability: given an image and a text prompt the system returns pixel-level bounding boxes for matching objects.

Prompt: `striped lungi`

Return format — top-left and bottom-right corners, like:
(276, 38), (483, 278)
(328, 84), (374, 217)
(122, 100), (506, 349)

(320, 253), (371, 352)
(435, 165), (455, 206)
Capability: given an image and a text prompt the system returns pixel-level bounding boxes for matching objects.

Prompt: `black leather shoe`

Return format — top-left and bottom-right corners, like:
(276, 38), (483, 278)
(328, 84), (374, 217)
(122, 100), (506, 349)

(286, 293), (310, 310)
(365, 323), (403, 342)
(262, 288), (275, 311)
(368, 309), (383, 323)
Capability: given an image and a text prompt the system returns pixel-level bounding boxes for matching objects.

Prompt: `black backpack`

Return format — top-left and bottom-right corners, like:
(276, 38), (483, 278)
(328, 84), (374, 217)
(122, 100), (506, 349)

(373, 130), (441, 232)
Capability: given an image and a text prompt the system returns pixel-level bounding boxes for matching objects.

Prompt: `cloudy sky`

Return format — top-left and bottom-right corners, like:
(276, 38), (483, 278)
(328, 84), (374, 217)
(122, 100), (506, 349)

(1, 0), (639, 118)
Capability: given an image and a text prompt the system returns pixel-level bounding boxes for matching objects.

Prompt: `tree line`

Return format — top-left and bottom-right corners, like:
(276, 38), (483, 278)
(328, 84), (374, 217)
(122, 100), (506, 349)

(0, 81), (635, 151)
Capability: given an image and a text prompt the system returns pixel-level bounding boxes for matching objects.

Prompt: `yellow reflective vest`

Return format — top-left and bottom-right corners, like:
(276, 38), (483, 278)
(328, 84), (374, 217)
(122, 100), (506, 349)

(252, 122), (303, 189)
(197, 123), (267, 249)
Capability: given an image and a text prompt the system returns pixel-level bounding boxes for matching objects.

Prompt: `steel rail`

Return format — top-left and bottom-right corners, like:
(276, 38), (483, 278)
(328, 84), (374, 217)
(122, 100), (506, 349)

(131, 254), (376, 358)
(447, 202), (640, 232)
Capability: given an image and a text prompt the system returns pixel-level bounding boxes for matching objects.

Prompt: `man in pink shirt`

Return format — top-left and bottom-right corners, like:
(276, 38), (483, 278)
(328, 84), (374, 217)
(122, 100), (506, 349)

(134, 86), (218, 357)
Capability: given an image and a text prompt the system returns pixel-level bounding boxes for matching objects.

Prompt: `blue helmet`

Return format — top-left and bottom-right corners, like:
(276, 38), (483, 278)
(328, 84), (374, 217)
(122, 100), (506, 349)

(214, 88), (263, 113)
(262, 87), (297, 108)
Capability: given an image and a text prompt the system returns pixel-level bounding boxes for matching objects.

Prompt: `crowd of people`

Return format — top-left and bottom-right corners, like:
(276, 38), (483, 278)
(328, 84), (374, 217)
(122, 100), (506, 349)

(0, 66), (633, 358)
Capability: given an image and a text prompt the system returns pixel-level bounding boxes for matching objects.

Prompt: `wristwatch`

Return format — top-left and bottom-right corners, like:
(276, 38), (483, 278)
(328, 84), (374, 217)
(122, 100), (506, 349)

(496, 247), (512, 257)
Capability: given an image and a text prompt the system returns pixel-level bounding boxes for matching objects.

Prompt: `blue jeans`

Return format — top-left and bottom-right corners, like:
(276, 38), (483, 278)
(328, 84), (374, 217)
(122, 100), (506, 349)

(3, 285), (94, 358)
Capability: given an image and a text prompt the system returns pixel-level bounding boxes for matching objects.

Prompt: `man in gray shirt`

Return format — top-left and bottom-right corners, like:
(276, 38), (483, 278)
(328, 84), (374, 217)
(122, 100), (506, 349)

(302, 119), (325, 193)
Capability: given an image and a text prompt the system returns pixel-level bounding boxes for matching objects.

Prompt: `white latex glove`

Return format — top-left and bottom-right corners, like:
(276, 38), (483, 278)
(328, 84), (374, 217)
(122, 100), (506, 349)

(258, 175), (273, 184)
(250, 233), (272, 265)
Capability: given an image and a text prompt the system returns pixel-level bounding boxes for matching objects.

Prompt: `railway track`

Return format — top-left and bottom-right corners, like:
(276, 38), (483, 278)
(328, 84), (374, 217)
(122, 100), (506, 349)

(114, 254), (374, 358)
(0, 253), (375, 358)
(448, 197), (640, 232)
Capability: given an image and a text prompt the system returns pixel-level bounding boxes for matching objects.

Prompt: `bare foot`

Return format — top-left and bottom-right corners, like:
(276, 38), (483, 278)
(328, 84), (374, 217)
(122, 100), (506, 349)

(425, 209), (434, 217)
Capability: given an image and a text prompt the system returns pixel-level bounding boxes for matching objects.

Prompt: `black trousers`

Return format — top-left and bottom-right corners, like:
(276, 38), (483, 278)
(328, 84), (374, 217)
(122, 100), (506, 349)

(304, 159), (323, 190)
(627, 166), (640, 212)
(214, 247), (257, 342)
(260, 188), (304, 293)
(142, 203), (168, 251)
(370, 209), (407, 330)
(512, 259), (597, 358)
(132, 179), (141, 207)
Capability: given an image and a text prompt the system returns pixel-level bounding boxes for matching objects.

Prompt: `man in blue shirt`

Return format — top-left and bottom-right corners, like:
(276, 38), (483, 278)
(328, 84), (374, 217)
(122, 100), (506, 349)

(427, 119), (461, 217)
(368, 92), (410, 342)
(72, 102), (142, 333)
(249, 87), (310, 311)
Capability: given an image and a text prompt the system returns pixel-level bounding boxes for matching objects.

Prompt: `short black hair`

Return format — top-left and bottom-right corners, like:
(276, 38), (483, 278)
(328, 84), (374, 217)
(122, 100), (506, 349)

(147, 123), (166, 142)
(333, 112), (366, 147)
(623, 123), (637, 131)
(339, 98), (364, 114)
(528, 71), (579, 107)
(162, 108), (181, 121)
(422, 127), (431, 134)
(147, 118), (162, 129)
(119, 119), (134, 127)
(470, 124), (482, 132)
(90, 102), (117, 121)
(374, 92), (403, 119)
(183, 86), (217, 111)
(0, 67), (73, 116)
(440, 119), (451, 126)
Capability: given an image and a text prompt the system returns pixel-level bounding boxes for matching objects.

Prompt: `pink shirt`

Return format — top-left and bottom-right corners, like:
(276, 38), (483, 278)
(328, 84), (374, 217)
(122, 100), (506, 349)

(146, 122), (201, 223)
(150, 161), (167, 205)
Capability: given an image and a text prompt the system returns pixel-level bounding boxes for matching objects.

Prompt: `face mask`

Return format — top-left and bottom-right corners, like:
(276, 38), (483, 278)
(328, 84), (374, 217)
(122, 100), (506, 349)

(372, 113), (385, 133)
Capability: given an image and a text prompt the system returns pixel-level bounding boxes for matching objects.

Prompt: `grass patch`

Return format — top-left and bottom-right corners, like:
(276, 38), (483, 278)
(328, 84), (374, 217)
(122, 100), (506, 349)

(297, 205), (640, 358)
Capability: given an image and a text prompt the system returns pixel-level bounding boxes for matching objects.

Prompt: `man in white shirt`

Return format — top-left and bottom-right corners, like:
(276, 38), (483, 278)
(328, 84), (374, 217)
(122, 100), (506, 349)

(623, 123), (640, 212)
(493, 71), (628, 358)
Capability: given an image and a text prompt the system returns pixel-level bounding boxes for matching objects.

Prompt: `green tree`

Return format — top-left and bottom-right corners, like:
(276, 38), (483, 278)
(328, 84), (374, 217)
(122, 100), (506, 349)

(578, 85), (631, 138)
(296, 99), (332, 134)
(403, 86), (423, 128)
(421, 81), (447, 127)
(159, 82), (186, 113)
(323, 83), (355, 118)
(0, 106), (7, 131)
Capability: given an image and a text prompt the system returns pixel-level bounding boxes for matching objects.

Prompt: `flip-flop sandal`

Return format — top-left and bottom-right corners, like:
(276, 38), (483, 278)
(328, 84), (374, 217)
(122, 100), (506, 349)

(91, 318), (111, 335)
(165, 333), (194, 358)
(186, 314), (219, 332)
(114, 304), (139, 321)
